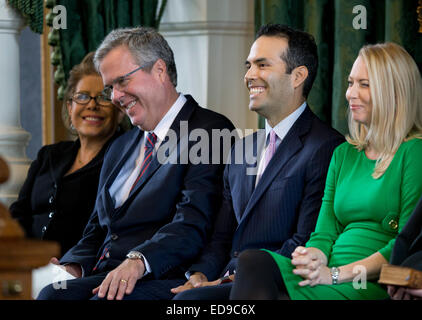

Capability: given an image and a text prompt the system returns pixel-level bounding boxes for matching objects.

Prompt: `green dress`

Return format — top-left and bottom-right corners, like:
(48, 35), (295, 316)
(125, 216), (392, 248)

(265, 139), (422, 300)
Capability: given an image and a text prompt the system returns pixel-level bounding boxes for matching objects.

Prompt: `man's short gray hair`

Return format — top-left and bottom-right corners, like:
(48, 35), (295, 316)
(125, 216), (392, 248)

(94, 27), (177, 87)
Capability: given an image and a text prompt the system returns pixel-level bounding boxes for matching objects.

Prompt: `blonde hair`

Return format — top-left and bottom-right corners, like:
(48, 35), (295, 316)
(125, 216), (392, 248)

(346, 42), (422, 179)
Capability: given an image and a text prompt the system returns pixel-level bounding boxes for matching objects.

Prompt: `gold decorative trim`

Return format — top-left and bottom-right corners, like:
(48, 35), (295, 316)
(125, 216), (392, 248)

(41, 5), (68, 145)
(418, 0), (422, 33)
(41, 5), (54, 146)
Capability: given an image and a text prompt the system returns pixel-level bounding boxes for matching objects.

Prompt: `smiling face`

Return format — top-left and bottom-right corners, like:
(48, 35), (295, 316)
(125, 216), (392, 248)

(346, 56), (373, 127)
(99, 45), (168, 131)
(67, 74), (121, 141)
(244, 36), (295, 123)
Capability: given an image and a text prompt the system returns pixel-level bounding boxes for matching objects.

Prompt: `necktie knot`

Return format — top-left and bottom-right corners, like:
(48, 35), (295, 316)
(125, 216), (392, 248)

(145, 132), (157, 151)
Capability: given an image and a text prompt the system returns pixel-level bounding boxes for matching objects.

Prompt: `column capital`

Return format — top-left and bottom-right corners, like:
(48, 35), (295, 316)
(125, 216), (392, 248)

(0, 0), (26, 33)
(0, 0), (30, 206)
(160, 21), (254, 37)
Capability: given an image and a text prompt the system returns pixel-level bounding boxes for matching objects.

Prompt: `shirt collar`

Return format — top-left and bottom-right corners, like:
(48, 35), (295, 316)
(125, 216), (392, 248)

(265, 101), (307, 141)
(145, 93), (187, 142)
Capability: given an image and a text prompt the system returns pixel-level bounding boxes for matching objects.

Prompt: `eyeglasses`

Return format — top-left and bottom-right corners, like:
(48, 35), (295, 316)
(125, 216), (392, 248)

(101, 63), (150, 100)
(72, 92), (112, 106)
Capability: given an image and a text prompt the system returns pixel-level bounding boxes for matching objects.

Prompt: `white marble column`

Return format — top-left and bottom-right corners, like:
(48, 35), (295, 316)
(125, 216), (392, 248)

(159, 0), (257, 131)
(0, 0), (31, 207)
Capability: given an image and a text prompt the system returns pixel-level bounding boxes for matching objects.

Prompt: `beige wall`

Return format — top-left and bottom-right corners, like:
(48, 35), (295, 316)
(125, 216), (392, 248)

(159, 0), (258, 131)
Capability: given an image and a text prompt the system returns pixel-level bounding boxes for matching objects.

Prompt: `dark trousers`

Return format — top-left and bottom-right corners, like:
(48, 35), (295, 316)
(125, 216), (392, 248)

(37, 272), (107, 300)
(229, 249), (289, 300)
(173, 249), (288, 300)
(37, 273), (185, 300)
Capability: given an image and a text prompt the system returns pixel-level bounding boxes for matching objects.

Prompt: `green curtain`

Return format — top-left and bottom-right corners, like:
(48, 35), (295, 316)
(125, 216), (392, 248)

(47, 0), (167, 99)
(7, 0), (44, 34)
(255, 0), (422, 134)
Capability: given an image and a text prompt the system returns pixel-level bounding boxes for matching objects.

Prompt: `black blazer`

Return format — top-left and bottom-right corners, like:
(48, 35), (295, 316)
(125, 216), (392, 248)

(10, 133), (119, 256)
(390, 195), (422, 271)
(188, 105), (345, 280)
(60, 95), (235, 279)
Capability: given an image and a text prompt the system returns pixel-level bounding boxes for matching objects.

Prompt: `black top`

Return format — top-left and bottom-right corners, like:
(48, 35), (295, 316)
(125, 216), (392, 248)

(390, 195), (422, 271)
(10, 133), (120, 256)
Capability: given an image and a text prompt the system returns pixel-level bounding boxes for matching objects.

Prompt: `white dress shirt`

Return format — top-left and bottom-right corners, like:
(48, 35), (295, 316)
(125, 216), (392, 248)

(109, 93), (187, 208)
(255, 102), (307, 186)
(107, 93), (187, 275)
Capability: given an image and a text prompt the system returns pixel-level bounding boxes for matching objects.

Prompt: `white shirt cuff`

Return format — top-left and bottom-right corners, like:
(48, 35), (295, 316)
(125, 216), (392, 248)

(141, 253), (151, 275)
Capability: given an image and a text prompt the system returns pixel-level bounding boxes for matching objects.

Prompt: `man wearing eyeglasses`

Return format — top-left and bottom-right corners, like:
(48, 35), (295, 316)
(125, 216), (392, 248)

(37, 27), (235, 300)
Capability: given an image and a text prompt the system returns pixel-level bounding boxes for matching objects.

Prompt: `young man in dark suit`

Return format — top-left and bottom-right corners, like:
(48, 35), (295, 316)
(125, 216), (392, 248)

(37, 27), (234, 300)
(171, 24), (345, 300)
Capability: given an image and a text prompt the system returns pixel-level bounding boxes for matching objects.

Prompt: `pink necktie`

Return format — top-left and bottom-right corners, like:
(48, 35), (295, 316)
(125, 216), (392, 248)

(264, 130), (277, 170)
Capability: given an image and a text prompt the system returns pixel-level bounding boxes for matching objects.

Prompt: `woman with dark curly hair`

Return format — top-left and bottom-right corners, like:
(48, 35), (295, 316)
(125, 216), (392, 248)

(10, 52), (124, 256)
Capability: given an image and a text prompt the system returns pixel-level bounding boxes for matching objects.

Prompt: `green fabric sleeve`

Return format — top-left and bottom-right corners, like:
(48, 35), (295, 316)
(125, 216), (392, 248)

(305, 143), (346, 261)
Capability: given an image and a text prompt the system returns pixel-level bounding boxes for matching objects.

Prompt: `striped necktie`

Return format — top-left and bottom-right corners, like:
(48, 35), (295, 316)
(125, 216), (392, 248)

(130, 132), (157, 192)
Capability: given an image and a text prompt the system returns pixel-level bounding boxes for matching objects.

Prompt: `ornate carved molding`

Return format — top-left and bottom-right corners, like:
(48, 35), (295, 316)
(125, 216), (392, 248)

(160, 21), (254, 37)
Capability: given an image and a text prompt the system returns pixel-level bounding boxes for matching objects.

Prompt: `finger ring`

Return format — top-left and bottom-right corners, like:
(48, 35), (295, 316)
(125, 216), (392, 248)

(120, 279), (128, 284)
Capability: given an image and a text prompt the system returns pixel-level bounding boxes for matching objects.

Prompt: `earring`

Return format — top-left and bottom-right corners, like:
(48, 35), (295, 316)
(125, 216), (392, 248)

(70, 122), (75, 130)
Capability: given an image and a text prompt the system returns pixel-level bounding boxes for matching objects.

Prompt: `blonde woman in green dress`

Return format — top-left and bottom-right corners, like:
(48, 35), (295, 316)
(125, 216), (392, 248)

(229, 42), (422, 300)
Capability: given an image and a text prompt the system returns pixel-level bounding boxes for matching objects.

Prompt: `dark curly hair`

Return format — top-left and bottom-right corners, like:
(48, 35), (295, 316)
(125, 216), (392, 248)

(62, 52), (99, 134)
(256, 24), (318, 98)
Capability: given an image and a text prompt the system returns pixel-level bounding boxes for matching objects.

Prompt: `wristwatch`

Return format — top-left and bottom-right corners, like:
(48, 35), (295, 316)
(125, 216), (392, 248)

(219, 275), (233, 284)
(184, 270), (195, 280)
(330, 267), (340, 285)
(126, 251), (145, 264)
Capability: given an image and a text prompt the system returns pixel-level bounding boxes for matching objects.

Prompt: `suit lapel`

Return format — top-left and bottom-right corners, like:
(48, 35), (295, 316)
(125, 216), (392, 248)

(104, 128), (144, 190)
(101, 129), (143, 213)
(127, 96), (197, 197)
(238, 106), (314, 225)
(241, 130), (264, 207)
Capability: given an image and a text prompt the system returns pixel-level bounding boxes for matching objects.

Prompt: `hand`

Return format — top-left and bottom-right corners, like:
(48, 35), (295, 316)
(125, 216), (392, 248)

(291, 246), (330, 286)
(293, 264), (332, 287)
(406, 288), (422, 299)
(170, 272), (235, 294)
(171, 272), (209, 294)
(92, 258), (145, 300)
(388, 285), (422, 300)
(291, 246), (327, 270)
(49, 257), (82, 278)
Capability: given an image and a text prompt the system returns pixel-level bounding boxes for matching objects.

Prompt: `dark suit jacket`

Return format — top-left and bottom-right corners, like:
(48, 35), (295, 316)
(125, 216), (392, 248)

(10, 133), (119, 256)
(188, 105), (345, 280)
(60, 95), (235, 279)
(390, 195), (422, 271)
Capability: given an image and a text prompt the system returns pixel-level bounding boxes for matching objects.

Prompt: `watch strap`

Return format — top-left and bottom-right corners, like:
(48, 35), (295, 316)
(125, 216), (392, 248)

(331, 267), (340, 285)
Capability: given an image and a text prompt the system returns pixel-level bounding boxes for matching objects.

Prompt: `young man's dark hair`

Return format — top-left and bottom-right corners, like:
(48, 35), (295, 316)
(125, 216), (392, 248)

(256, 24), (318, 98)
